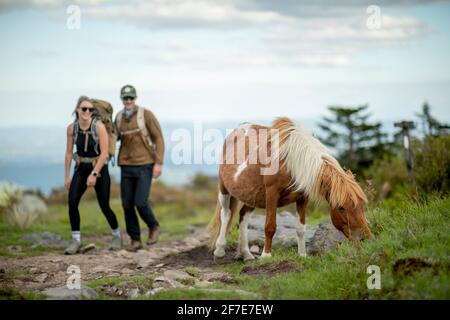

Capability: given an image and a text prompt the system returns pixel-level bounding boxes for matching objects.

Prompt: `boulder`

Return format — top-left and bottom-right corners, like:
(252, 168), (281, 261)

(22, 232), (69, 249)
(16, 194), (48, 215)
(307, 222), (346, 255)
(247, 212), (346, 255)
(42, 285), (98, 300)
(247, 211), (317, 248)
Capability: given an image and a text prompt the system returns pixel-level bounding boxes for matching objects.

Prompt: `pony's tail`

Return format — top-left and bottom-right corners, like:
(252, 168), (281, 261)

(208, 194), (239, 250)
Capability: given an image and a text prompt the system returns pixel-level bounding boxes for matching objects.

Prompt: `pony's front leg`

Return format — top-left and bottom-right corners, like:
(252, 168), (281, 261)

(296, 197), (308, 257)
(261, 187), (279, 258)
(213, 193), (232, 259)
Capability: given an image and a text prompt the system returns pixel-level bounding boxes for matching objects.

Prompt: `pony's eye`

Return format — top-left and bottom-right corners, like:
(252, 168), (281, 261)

(338, 206), (345, 212)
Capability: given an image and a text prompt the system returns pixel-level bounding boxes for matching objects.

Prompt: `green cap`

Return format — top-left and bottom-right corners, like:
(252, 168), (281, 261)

(120, 85), (137, 99)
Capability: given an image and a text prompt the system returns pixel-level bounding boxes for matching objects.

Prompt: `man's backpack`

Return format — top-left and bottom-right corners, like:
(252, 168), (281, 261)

(115, 106), (155, 156)
(73, 99), (117, 164)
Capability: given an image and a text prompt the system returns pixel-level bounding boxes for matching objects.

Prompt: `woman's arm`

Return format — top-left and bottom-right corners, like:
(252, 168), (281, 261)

(65, 124), (74, 190)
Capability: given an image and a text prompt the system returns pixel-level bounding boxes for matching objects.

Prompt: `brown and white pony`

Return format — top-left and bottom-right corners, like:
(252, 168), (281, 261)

(208, 117), (372, 261)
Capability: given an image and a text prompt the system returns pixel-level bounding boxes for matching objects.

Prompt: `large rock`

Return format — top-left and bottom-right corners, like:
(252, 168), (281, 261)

(22, 231), (69, 249)
(42, 285), (98, 300)
(16, 194), (48, 215)
(247, 211), (317, 248)
(248, 212), (346, 255)
(307, 222), (346, 255)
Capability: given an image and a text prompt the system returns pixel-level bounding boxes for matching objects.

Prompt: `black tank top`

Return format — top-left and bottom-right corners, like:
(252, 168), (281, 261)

(75, 121), (99, 157)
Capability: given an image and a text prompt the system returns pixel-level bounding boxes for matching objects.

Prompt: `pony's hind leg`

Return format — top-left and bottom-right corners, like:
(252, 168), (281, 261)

(235, 204), (255, 262)
(213, 192), (232, 259)
(296, 197), (308, 257)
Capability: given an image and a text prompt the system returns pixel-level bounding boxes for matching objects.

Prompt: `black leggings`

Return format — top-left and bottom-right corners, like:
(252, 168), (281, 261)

(68, 163), (119, 232)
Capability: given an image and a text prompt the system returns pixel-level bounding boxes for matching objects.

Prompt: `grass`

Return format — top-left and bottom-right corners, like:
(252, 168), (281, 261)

(132, 195), (449, 300)
(1, 190), (449, 299)
(212, 196), (450, 300)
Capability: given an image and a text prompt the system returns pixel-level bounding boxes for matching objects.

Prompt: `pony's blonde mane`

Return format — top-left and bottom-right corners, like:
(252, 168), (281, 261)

(271, 117), (367, 208)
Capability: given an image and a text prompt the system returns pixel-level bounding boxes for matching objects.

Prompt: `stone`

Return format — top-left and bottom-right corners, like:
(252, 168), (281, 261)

(16, 194), (48, 215)
(127, 288), (140, 298)
(184, 236), (201, 247)
(117, 249), (133, 259)
(42, 285), (98, 300)
(195, 280), (213, 288)
(145, 287), (165, 296)
(6, 245), (22, 253)
(247, 212), (317, 250)
(80, 243), (96, 254)
(250, 245), (260, 254)
(154, 263), (165, 268)
(22, 232), (69, 249)
(201, 272), (235, 284)
(190, 288), (257, 298)
(152, 276), (185, 289)
(120, 268), (134, 275)
(307, 222), (346, 255)
(34, 273), (48, 283)
(163, 270), (193, 282)
(92, 265), (114, 273)
(133, 251), (155, 269)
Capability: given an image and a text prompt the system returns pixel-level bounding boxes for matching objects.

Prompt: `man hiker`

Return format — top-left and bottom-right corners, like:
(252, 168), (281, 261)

(115, 85), (165, 251)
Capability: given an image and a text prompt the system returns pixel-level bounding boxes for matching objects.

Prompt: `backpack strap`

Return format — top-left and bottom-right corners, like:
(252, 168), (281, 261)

(137, 107), (153, 148)
(73, 120), (79, 143)
(115, 110), (124, 139)
(72, 120), (79, 162)
(90, 118), (100, 155)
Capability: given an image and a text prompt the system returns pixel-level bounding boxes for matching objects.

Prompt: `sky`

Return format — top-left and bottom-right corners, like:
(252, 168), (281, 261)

(0, 0), (449, 127)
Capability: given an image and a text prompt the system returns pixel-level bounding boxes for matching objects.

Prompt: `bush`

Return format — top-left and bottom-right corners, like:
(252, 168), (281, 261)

(364, 155), (408, 201)
(413, 135), (450, 194)
(0, 182), (23, 216)
(0, 182), (46, 229)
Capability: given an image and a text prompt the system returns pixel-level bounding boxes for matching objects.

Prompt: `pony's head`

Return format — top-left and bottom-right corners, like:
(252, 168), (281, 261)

(317, 157), (372, 241)
(329, 191), (372, 240)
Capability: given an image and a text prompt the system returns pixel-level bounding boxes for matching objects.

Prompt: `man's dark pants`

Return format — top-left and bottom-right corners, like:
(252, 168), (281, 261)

(120, 163), (159, 241)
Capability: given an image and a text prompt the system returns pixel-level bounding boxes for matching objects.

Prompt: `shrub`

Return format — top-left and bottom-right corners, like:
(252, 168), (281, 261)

(0, 182), (23, 216)
(413, 134), (450, 194)
(0, 181), (46, 229)
(364, 155), (408, 201)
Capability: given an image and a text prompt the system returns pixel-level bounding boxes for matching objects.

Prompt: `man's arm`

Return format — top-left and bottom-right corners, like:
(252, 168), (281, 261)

(145, 109), (165, 165)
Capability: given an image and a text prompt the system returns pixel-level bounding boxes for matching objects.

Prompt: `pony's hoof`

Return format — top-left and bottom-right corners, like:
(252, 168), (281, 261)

(259, 252), (272, 259)
(243, 254), (255, 262)
(213, 255), (225, 263)
(298, 252), (307, 257)
(213, 248), (226, 259)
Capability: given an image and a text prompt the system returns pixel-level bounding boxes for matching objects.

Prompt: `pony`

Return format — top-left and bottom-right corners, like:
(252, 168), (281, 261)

(208, 117), (372, 261)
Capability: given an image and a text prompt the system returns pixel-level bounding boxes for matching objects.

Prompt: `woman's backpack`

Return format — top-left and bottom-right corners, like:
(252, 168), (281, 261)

(73, 99), (117, 164)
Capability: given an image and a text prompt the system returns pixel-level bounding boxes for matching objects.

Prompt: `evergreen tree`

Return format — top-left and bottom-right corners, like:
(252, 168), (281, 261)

(318, 105), (390, 171)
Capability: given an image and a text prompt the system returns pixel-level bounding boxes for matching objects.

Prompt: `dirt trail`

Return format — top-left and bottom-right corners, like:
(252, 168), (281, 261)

(0, 229), (223, 294)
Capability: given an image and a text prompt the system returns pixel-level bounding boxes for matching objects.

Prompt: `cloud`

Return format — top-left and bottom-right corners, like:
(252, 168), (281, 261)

(83, 0), (293, 29)
(0, 0), (107, 10)
(0, 0), (436, 68)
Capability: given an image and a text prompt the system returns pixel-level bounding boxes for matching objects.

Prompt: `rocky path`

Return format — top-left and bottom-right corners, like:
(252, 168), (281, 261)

(0, 212), (345, 299)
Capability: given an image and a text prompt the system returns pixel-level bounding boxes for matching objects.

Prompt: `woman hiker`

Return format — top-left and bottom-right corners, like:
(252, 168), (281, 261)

(115, 85), (165, 252)
(64, 96), (122, 254)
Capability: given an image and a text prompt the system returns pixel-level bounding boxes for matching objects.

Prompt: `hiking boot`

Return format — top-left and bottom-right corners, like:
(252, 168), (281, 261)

(109, 235), (122, 251)
(147, 226), (160, 245)
(64, 240), (82, 255)
(128, 240), (143, 252)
